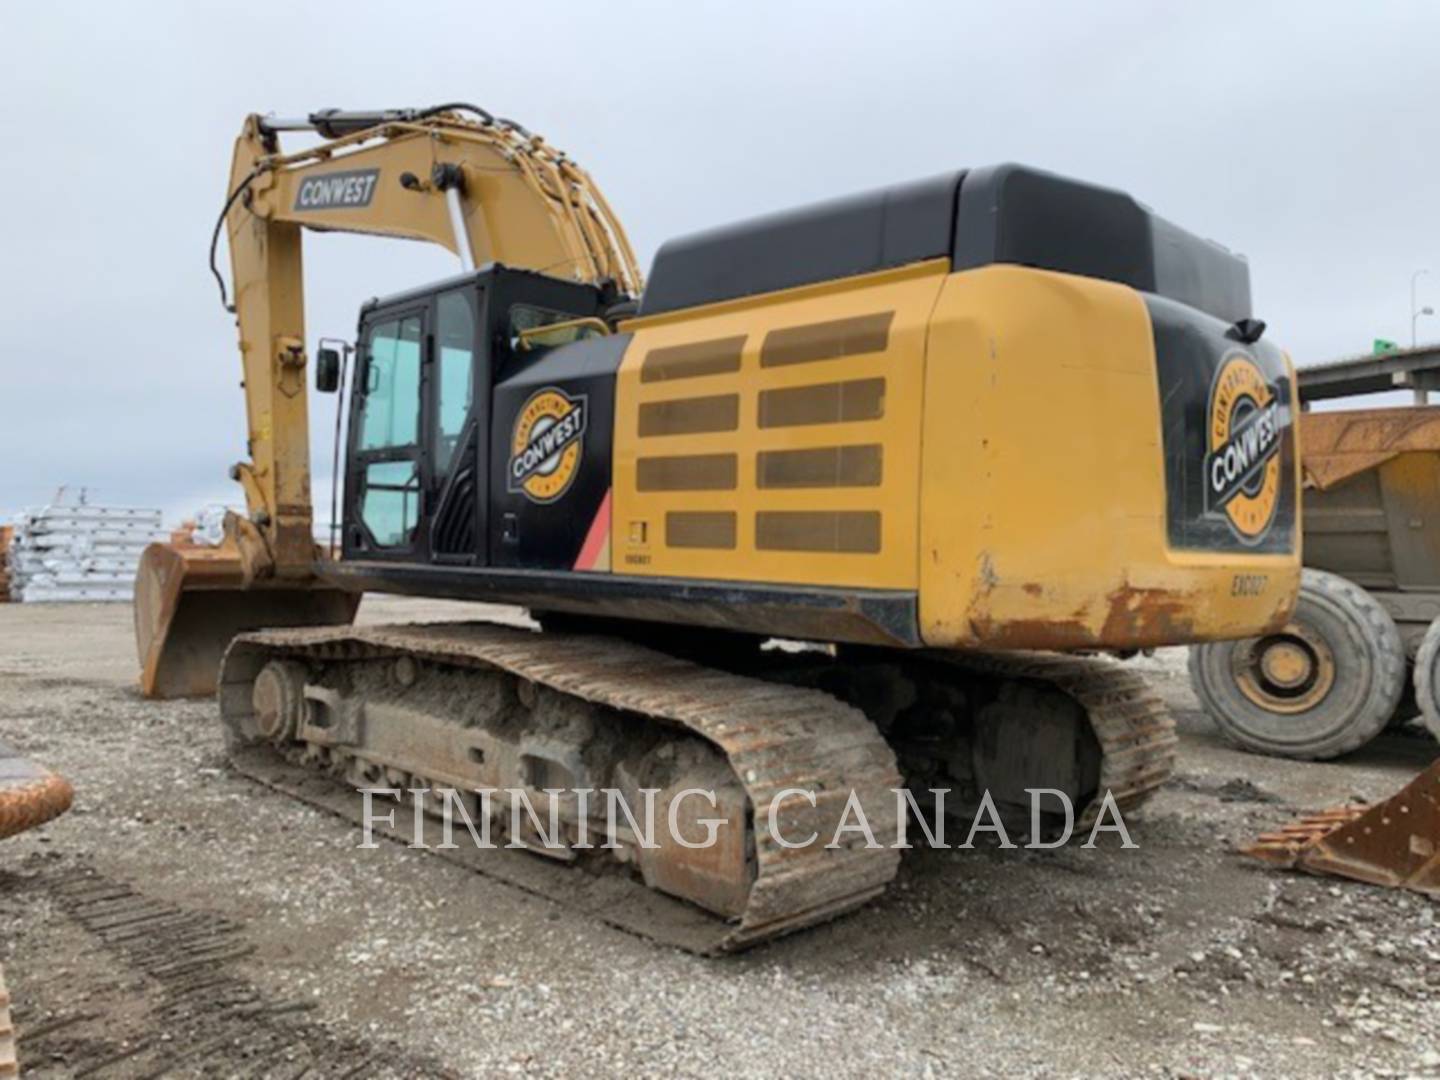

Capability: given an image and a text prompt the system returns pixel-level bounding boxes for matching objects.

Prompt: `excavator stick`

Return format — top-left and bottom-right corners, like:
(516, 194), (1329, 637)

(1244, 758), (1440, 897)
(135, 541), (359, 699)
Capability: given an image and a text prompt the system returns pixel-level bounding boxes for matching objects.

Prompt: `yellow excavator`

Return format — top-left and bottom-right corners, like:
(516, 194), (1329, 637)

(136, 104), (1306, 950)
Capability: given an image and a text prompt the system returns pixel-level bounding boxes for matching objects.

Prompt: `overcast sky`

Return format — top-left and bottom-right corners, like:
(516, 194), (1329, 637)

(3, 2), (1438, 525)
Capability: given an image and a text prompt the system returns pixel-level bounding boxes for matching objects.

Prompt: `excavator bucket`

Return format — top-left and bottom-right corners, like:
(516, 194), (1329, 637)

(1244, 759), (1440, 897)
(1, 743), (73, 1078)
(134, 541), (360, 699)
(0, 741), (73, 842)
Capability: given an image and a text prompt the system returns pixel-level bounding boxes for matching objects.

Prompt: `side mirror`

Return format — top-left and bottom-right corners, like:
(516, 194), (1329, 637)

(316, 346), (342, 393)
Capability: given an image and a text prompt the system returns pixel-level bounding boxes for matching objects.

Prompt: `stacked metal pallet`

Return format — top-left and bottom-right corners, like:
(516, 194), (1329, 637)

(0, 526), (11, 602)
(9, 504), (166, 602)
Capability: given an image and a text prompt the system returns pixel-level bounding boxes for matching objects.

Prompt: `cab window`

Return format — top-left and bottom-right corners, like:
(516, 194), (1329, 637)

(433, 290), (475, 475)
(359, 315), (422, 450)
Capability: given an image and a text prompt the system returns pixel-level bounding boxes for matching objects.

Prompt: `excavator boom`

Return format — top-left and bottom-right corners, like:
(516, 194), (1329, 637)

(136, 106), (641, 696)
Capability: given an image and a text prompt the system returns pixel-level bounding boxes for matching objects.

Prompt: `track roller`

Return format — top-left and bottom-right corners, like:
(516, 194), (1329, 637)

(1189, 569), (1407, 759)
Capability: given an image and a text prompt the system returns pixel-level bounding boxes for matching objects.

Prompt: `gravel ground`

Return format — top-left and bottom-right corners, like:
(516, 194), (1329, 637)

(1, 597), (1437, 1078)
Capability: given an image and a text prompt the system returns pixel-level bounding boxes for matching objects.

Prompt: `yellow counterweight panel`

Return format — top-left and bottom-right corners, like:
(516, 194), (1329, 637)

(614, 260), (949, 588)
(918, 265), (1299, 651)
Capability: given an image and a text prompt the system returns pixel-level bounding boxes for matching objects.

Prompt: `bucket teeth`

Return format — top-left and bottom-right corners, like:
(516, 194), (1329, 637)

(1243, 759), (1440, 897)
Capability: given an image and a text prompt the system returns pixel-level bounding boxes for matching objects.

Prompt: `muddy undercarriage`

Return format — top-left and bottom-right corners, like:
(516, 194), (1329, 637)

(219, 620), (1177, 953)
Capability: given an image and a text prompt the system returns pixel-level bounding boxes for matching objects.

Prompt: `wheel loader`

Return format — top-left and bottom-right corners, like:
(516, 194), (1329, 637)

(134, 104), (1306, 950)
(1189, 350), (1440, 898)
(0, 744), (74, 1075)
(1191, 354), (1440, 758)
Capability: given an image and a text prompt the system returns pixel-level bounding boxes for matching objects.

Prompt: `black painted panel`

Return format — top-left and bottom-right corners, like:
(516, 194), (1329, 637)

(429, 421), (480, 559)
(638, 173), (964, 316)
(323, 559), (922, 649)
(1148, 294), (1296, 553)
(488, 333), (631, 569)
(954, 165), (1252, 325)
(638, 163), (1253, 327)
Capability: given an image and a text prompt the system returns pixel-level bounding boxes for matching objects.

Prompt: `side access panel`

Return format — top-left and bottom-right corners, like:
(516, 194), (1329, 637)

(489, 334), (630, 571)
(612, 259), (949, 592)
(918, 266), (1299, 651)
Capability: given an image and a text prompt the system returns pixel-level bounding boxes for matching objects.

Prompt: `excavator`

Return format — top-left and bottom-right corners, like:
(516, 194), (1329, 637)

(134, 104), (1309, 951)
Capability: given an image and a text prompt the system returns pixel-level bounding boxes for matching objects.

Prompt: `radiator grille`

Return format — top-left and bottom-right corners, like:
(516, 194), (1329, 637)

(758, 378), (886, 428)
(760, 312), (893, 368)
(637, 453), (738, 492)
(623, 275), (928, 578)
(756, 511), (882, 553)
(666, 511), (737, 549)
(756, 445), (883, 489)
(641, 336), (745, 383)
(638, 394), (740, 437)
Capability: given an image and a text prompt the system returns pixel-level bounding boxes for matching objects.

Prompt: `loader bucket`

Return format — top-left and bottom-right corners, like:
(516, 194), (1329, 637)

(134, 541), (360, 699)
(1244, 758), (1440, 897)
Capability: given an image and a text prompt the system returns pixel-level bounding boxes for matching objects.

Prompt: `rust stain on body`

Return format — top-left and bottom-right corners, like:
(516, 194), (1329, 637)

(1099, 583), (1196, 647)
(965, 610), (1100, 651)
(966, 582), (1199, 651)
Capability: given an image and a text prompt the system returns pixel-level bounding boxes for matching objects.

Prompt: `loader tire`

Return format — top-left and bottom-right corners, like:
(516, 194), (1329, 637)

(1188, 569), (1406, 760)
(1412, 617), (1440, 742)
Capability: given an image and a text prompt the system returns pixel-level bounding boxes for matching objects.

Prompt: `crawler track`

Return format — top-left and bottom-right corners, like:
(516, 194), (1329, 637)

(932, 650), (1179, 825)
(217, 623), (1176, 954)
(220, 622), (903, 954)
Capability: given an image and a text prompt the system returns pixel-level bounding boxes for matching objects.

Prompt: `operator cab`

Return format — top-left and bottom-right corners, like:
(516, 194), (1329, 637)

(332, 264), (622, 571)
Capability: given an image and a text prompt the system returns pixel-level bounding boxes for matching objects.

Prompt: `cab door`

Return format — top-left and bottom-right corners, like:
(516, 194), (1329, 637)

(424, 284), (488, 565)
(345, 305), (427, 559)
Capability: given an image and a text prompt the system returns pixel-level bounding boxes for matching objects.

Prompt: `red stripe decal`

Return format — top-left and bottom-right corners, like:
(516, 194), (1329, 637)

(573, 488), (613, 572)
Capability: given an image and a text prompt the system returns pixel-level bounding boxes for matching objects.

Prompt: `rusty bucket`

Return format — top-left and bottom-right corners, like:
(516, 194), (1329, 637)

(135, 541), (360, 699)
(1245, 758), (1440, 897)
(0, 742), (73, 842)
(1, 744), (73, 1077)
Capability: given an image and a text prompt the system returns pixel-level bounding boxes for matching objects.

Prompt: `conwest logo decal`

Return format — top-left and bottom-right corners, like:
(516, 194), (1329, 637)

(508, 388), (587, 503)
(1204, 354), (1283, 544)
(293, 168), (380, 211)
